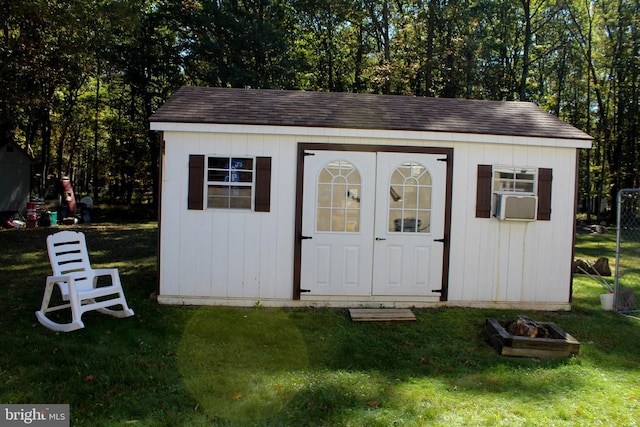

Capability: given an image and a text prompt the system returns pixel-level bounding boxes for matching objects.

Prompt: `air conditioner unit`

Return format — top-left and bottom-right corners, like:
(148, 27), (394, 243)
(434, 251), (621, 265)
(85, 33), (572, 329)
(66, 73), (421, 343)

(494, 193), (538, 221)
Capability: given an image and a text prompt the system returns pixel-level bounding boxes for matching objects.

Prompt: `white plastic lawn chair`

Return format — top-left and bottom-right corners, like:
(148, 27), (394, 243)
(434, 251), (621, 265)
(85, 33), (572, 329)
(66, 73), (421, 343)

(36, 230), (134, 332)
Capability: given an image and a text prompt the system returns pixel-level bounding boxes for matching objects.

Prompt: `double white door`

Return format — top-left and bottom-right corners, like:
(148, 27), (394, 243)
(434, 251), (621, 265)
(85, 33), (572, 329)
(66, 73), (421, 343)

(300, 150), (446, 297)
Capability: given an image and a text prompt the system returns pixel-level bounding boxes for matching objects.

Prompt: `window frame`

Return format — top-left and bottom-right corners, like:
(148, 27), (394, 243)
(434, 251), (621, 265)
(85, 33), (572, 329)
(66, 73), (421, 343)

(315, 159), (362, 233)
(492, 165), (537, 195)
(475, 164), (552, 221)
(187, 154), (271, 212)
(206, 155), (256, 210)
(387, 161), (433, 233)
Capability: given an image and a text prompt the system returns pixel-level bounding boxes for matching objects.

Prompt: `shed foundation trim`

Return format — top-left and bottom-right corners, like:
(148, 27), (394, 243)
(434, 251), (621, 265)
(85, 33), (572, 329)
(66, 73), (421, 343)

(156, 295), (571, 311)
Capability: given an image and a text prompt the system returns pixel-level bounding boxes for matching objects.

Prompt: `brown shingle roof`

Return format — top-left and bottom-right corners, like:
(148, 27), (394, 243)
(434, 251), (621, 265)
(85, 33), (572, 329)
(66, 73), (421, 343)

(150, 86), (592, 141)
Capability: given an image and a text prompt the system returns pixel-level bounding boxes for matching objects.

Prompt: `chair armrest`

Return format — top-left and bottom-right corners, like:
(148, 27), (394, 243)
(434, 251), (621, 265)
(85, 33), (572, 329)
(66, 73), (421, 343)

(92, 268), (119, 276)
(91, 268), (122, 286)
(46, 275), (76, 298)
(46, 275), (73, 284)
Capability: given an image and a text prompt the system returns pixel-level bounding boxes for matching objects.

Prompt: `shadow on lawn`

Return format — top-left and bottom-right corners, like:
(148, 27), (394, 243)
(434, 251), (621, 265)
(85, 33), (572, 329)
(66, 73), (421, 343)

(0, 224), (200, 425)
(0, 224), (157, 296)
(2, 224), (639, 426)
(574, 231), (618, 260)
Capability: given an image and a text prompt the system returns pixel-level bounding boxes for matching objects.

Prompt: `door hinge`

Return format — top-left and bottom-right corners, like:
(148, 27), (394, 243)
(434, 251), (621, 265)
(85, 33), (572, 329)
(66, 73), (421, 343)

(300, 234), (313, 240)
(434, 238), (445, 243)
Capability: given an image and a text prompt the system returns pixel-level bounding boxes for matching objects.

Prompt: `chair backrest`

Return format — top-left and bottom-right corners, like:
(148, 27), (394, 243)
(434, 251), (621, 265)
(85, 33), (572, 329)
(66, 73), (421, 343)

(47, 231), (93, 289)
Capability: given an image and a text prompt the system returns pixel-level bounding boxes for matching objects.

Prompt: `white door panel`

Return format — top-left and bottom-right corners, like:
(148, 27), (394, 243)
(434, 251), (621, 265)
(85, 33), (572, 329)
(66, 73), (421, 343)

(372, 153), (446, 296)
(300, 151), (376, 295)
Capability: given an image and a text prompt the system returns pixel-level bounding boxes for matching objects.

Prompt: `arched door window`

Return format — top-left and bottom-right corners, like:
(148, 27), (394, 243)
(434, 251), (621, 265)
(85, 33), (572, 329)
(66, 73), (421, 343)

(388, 162), (432, 233)
(316, 160), (361, 232)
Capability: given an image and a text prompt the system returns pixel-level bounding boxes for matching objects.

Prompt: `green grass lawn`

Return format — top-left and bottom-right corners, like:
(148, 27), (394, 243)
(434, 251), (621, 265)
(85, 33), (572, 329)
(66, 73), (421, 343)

(1, 223), (638, 426)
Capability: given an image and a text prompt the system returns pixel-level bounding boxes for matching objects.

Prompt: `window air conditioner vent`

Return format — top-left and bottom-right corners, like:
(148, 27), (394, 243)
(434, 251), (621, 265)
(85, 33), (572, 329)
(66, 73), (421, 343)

(494, 193), (538, 221)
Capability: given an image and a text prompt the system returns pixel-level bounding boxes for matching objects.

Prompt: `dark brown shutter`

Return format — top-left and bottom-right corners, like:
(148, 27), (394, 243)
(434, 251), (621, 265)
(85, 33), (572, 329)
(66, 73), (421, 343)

(188, 155), (205, 210)
(254, 157), (272, 212)
(476, 164), (493, 218)
(537, 168), (553, 221)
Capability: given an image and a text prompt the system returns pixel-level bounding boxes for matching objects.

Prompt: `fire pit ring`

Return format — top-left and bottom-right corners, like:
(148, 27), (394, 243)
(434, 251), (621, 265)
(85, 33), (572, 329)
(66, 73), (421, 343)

(486, 317), (580, 358)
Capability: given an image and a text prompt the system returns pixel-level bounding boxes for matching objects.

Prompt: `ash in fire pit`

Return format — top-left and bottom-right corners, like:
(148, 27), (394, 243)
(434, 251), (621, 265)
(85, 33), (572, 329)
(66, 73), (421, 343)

(506, 315), (550, 338)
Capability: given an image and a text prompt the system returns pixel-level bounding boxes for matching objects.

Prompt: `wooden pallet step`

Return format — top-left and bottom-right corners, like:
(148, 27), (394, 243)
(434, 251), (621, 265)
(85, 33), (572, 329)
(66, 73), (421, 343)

(349, 308), (416, 322)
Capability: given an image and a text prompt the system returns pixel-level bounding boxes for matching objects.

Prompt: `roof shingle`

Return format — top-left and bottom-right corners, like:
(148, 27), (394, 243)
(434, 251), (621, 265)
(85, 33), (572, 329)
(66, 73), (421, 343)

(149, 86), (592, 141)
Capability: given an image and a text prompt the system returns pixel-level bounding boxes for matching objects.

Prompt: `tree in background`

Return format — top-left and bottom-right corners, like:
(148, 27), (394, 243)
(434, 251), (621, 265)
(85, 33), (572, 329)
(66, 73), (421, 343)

(0, 0), (637, 220)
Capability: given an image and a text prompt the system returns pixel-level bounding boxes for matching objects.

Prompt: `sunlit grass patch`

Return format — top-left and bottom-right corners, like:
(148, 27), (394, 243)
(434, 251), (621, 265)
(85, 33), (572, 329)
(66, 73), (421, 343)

(177, 308), (309, 421)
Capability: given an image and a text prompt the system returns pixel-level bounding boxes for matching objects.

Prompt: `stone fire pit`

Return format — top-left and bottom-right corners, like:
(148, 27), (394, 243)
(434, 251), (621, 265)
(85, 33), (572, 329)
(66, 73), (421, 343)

(486, 317), (580, 358)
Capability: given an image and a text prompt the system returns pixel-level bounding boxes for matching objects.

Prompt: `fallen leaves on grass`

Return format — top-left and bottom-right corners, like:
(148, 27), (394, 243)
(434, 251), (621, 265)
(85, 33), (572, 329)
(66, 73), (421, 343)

(106, 387), (121, 397)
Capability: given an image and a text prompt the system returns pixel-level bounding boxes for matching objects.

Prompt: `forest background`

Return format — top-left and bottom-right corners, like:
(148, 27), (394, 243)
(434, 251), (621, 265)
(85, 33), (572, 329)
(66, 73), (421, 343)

(1, 0), (638, 220)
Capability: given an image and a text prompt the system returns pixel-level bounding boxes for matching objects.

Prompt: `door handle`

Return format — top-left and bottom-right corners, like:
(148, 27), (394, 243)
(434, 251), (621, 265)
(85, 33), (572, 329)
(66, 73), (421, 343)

(375, 237), (386, 241)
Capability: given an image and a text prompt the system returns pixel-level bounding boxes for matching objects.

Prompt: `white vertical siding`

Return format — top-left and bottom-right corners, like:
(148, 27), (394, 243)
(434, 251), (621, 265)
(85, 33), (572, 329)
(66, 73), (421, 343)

(160, 131), (298, 301)
(446, 142), (576, 305)
(159, 129), (579, 307)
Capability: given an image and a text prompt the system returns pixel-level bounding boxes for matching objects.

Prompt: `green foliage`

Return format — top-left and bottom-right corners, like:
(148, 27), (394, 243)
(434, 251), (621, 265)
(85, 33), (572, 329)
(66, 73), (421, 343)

(1, 0), (638, 209)
(1, 223), (640, 426)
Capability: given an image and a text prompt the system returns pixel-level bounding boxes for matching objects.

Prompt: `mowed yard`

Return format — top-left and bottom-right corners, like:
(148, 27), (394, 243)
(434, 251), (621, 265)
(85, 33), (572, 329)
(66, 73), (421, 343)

(0, 221), (638, 426)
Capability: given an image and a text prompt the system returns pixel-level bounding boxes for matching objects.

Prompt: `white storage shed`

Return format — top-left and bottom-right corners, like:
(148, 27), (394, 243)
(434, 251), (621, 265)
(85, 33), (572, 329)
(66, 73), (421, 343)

(149, 87), (592, 310)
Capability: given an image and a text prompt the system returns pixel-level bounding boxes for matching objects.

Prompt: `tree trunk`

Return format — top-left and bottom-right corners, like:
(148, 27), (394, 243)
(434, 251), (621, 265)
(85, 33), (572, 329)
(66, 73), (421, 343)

(425, 0), (435, 96)
(93, 60), (100, 202)
(382, 1), (391, 94)
(519, 0), (532, 101)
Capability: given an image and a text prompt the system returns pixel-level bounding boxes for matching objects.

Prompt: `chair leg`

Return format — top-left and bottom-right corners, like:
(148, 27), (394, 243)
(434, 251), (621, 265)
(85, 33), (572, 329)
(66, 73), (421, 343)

(90, 271), (134, 319)
(35, 310), (84, 332)
(37, 281), (55, 314)
(96, 294), (135, 318)
(35, 280), (85, 332)
(97, 307), (135, 317)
